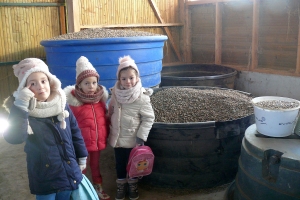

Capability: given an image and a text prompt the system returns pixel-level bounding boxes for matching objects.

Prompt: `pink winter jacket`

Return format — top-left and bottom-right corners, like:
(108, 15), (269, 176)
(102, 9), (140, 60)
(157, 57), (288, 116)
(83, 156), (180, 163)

(64, 85), (109, 152)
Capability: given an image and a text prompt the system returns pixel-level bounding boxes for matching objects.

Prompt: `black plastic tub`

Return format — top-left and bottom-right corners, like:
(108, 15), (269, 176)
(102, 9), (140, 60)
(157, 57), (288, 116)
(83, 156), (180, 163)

(161, 63), (237, 89)
(143, 86), (254, 189)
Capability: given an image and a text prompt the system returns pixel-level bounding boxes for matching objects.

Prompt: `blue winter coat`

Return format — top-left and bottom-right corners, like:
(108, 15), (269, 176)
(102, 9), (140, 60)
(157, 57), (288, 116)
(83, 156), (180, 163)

(3, 103), (88, 195)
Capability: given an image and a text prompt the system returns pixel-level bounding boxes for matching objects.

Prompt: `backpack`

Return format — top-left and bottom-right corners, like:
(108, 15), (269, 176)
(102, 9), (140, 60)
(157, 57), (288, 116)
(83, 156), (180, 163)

(127, 145), (155, 179)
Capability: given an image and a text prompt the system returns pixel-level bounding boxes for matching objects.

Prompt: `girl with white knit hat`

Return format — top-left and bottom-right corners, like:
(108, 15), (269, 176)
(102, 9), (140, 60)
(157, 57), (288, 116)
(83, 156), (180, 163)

(2, 58), (88, 200)
(108, 55), (155, 200)
(64, 56), (110, 200)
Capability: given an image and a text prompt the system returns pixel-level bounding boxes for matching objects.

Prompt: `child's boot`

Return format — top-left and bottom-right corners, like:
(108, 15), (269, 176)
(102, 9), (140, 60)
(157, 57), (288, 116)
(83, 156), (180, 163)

(115, 179), (127, 200)
(94, 184), (110, 200)
(128, 179), (139, 200)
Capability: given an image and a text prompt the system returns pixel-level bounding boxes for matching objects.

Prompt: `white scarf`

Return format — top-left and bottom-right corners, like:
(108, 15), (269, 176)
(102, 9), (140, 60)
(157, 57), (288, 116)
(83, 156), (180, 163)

(114, 78), (142, 104)
(29, 89), (69, 130)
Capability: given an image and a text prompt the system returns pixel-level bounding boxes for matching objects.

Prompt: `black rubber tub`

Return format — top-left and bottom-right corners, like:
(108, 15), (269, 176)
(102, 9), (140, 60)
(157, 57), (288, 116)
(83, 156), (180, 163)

(161, 63), (237, 89)
(143, 86), (254, 189)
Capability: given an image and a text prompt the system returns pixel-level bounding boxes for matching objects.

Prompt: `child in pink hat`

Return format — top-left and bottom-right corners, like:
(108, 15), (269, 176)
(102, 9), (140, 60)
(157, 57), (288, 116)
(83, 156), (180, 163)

(64, 56), (110, 200)
(2, 58), (88, 200)
(108, 55), (155, 200)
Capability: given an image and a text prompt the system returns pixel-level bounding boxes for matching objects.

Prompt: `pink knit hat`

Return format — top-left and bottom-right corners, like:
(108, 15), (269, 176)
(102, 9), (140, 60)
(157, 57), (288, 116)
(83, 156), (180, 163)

(117, 55), (139, 79)
(12, 58), (68, 129)
(75, 56), (99, 85)
(12, 58), (61, 92)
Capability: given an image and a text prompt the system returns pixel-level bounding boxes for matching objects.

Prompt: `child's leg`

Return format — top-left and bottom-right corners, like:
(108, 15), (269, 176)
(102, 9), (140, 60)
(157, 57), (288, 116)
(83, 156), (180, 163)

(90, 151), (110, 199)
(114, 148), (133, 200)
(114, 148), (132, 179)
(35, 190), (72, 200)
(89, 151), (102, 184)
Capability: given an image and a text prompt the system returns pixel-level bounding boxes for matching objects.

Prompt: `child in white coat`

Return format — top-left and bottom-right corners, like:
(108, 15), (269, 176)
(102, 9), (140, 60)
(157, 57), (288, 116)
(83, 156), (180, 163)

(108, 55), (155, 200)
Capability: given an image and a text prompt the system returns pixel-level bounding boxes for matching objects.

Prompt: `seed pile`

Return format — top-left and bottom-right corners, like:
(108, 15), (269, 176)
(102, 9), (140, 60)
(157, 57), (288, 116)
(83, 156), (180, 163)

(46, 28), (162, 40)
(254, 100), (299, 110)
(151, 87), (254, 123)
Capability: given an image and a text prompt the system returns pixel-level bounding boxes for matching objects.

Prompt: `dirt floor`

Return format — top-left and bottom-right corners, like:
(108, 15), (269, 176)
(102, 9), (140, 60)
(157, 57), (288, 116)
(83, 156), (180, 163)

(0, 135), (229, 200)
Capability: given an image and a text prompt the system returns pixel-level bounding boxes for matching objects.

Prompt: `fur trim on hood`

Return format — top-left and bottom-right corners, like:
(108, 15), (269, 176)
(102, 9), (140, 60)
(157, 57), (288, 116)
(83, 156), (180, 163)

(2, 95), (14, 113)
(64, 85), (109, 107)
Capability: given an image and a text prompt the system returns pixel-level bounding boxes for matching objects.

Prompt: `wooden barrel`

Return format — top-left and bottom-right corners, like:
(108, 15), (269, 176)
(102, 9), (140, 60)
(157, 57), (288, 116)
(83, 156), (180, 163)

(233, 124), (300, 200)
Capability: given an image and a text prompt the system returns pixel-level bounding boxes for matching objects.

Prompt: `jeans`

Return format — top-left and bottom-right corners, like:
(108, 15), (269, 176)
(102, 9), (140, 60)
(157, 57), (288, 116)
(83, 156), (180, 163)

(35, 190), (72, 200)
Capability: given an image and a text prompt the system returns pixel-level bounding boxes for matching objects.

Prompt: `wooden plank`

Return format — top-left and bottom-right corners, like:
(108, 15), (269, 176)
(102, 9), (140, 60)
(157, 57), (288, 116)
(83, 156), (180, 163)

(250, 0), (259, 70)
(80, 23), (183, 29)
(296, 15), (300, 74)
(215, 2), (222, 64)
(187, 0), (252, 6)
(59, 6), (66, 34)
(183, 0), (192, 62)
(66, 0), (80, 33)
(148, 0), (182, 61)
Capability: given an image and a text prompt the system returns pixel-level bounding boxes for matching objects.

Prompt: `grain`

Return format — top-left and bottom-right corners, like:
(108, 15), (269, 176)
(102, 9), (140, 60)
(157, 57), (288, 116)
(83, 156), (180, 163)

(45, 28), (162, 40)
(151, 87), (254, 123)
(253, 100), (299, 110)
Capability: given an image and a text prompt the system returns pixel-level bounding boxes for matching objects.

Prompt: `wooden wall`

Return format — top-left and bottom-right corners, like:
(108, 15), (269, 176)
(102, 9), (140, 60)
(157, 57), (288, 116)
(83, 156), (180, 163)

(0, 0), (64, 113)
(0, 0), (182, 114)
(67, 0), (183, 63)
(188, 0), (300, 77)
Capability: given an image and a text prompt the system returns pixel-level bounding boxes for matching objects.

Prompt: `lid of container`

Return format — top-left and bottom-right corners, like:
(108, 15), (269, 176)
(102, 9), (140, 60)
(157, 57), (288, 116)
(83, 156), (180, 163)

(244, 124), (300, 169)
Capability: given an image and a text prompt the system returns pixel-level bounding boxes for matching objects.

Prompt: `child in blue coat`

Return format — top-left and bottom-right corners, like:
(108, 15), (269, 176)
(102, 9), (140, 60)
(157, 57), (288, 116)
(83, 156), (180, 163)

(2, 58), (88, 200)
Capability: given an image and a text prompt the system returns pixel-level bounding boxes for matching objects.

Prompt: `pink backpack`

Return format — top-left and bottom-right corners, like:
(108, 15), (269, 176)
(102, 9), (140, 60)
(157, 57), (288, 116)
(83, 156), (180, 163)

(127, 145), (155, 179)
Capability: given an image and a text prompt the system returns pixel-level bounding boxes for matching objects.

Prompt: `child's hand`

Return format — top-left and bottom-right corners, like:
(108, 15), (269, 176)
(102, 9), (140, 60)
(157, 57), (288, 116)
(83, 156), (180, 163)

(13, 86), (36, 111)
(78, 157), (87, 172)
(136, 137), (144, 146)
(79, 164), (86, 172)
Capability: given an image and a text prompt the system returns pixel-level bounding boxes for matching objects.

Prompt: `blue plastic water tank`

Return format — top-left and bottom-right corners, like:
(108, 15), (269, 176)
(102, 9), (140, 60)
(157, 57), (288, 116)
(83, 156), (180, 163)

(40, 36), (168, 89)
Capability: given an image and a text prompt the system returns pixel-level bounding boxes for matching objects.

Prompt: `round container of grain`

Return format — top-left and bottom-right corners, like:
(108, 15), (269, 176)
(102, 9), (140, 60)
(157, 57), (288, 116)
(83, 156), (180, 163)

(40, 28), (167, 90)
(251, 96), (300, 137)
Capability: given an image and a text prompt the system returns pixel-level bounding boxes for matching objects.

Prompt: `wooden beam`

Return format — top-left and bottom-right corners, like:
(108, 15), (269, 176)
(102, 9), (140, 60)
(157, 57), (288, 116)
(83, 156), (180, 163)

(148, 0), (182, 61)
(296, 12), (300, 74)
(80, 23), (184, 29)
(250, 0), (259, 70)
(187, 0), (253, 6)
(59, 5), (66, 34)
(181, 0), (192, 63)
(66, 0), (80, 33)
(215, 2), (222, 64)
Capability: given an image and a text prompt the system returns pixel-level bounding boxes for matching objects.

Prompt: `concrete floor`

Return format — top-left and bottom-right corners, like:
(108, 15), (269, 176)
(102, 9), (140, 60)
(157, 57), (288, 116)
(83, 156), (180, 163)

(0, 136), (230, 200)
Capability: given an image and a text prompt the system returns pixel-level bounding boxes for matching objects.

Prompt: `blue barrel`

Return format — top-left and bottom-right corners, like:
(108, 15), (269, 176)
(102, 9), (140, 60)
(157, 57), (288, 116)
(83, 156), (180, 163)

(40, 36), (168, 89)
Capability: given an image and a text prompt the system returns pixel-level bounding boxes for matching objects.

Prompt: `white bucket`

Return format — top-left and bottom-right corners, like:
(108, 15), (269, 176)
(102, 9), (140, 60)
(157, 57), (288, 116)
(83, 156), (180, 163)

(251, 96), (300, 137)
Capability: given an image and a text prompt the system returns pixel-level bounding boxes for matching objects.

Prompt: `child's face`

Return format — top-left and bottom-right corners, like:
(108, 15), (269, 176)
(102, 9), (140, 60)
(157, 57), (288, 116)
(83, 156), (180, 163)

(78, 76), (98, 94)
(119, 68), (138, 89)
(27, 72), (50, 102)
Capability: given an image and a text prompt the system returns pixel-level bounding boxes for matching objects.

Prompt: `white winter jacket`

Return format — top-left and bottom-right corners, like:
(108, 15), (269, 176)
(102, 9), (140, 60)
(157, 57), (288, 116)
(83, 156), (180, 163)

(108, 87), (155, 148)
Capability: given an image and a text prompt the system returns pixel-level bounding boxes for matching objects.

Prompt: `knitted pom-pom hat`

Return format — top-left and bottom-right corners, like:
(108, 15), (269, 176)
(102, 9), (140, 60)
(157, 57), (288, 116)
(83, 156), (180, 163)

(76, 56), (99, 85)
(12, 58), (68, 129)
(117, 55), (139, 79)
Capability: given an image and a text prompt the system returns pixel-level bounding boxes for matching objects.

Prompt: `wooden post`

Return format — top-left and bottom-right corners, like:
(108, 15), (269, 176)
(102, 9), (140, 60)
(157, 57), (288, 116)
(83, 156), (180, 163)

(251, 0), (259, 70)
(182, 0), (192, 63)
(215, 2), (222, 64)
(148, 0), (182, 62)
(59, 5), (66, 34)
(66, 0), (80, 33)
(296, 11), (300, 74)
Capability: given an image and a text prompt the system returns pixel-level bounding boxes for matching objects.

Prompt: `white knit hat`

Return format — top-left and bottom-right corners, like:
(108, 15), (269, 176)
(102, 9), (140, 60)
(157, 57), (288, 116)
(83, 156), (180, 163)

(117, 55), (139, 79)
(13, 58), (61, 93)
(75, 56), (99, 85)
(12, 58), (68, 129)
